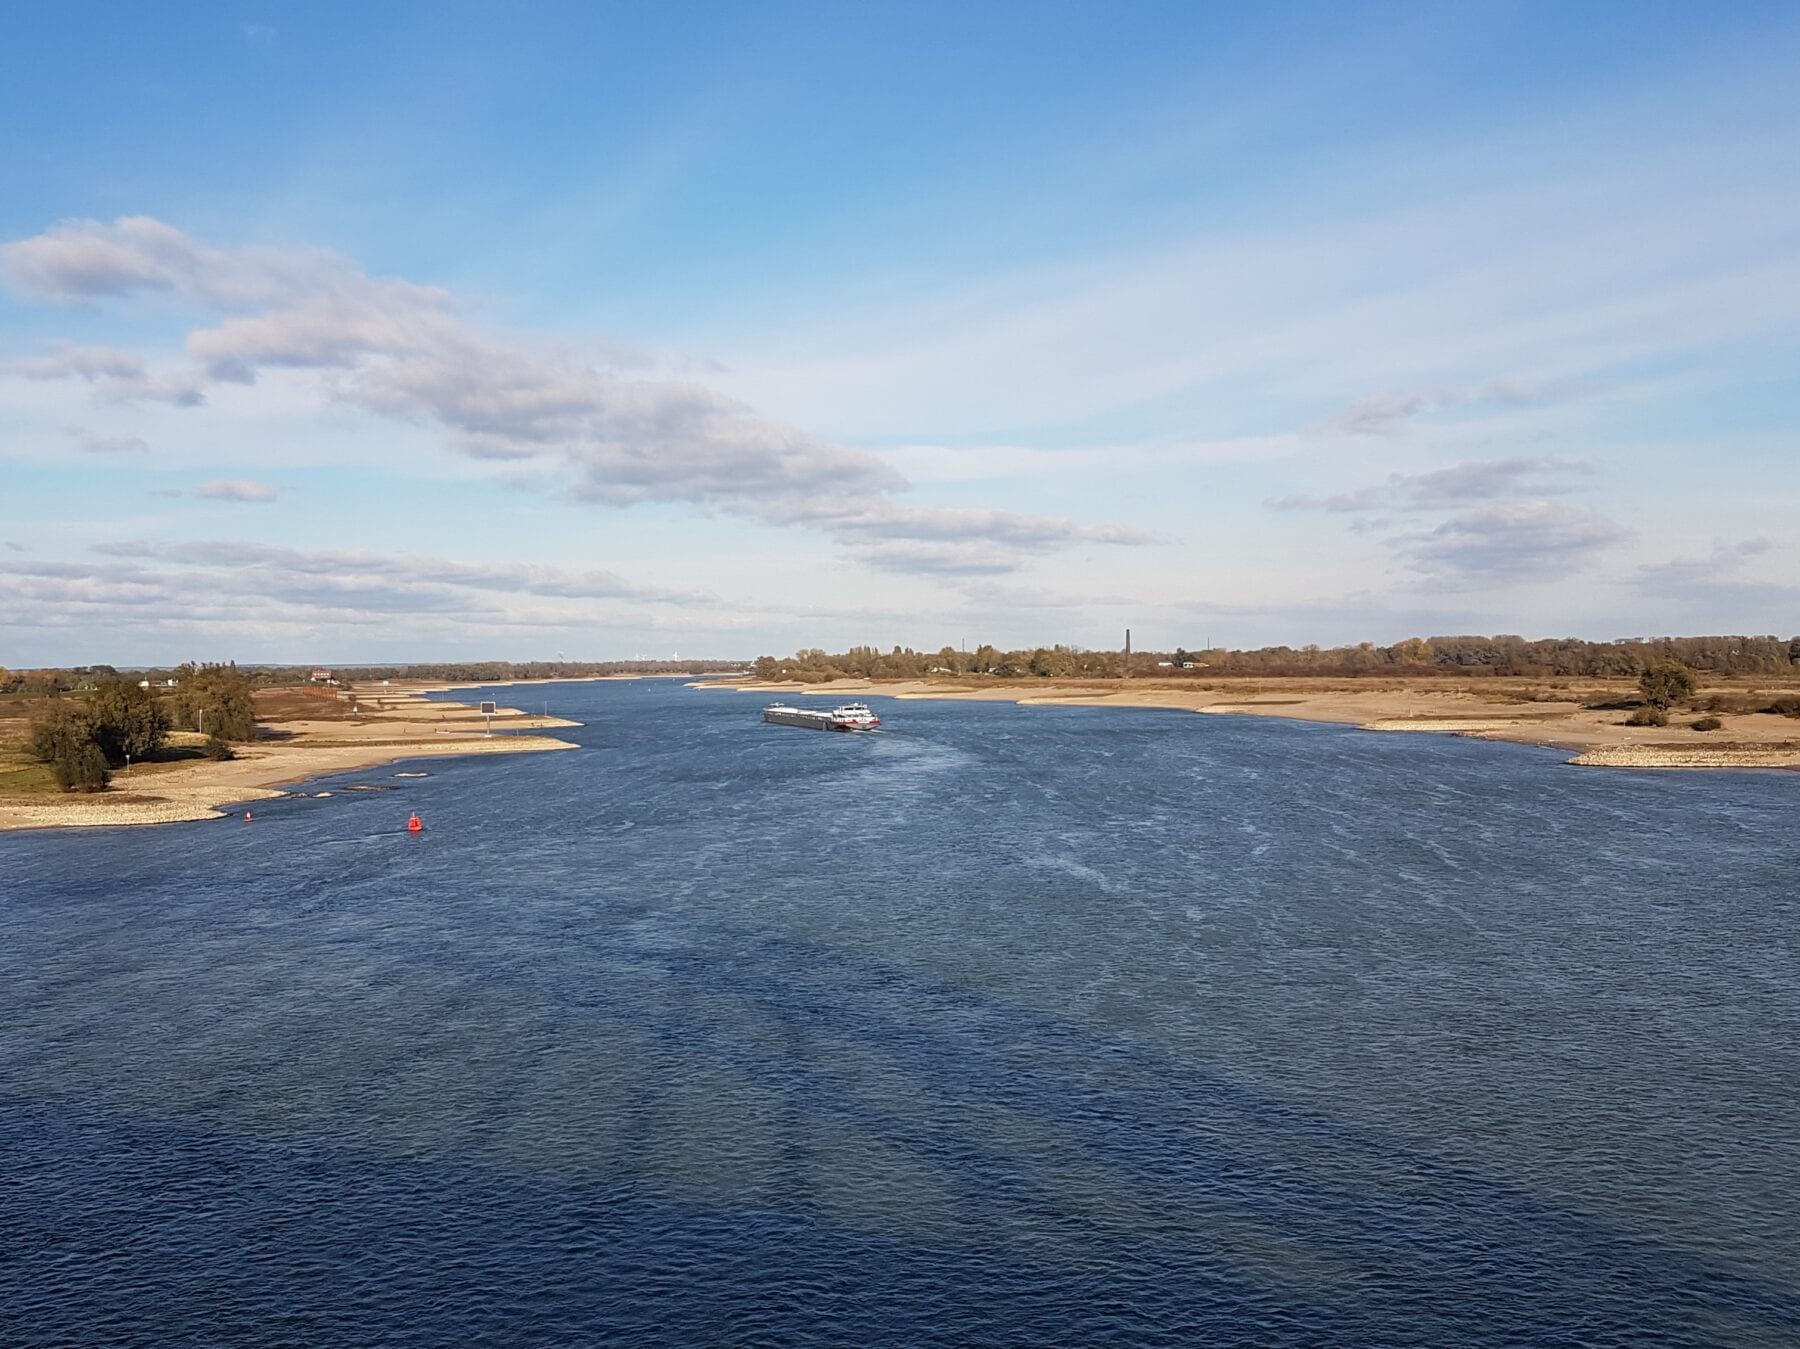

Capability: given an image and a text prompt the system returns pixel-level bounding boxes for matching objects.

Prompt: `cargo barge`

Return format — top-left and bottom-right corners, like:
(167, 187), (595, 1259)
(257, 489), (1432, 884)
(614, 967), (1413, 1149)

(762, 701), (881, 732)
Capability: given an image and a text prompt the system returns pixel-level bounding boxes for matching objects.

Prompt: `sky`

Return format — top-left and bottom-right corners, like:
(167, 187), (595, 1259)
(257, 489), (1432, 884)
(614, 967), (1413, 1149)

(2, 1), (1798, 665)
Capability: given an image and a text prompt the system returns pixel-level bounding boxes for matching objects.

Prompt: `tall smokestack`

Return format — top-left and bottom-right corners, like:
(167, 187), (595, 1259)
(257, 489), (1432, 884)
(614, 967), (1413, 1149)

(1124, 627), (1131, 679)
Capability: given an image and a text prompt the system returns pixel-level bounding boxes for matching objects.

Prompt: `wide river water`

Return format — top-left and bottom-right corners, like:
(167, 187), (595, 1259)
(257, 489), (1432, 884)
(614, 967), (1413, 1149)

(4, 678), (1799, 1345)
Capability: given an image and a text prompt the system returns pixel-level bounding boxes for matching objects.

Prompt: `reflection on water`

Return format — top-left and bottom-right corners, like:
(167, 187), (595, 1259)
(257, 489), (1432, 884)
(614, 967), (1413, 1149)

(4, 679), (1800, 1345)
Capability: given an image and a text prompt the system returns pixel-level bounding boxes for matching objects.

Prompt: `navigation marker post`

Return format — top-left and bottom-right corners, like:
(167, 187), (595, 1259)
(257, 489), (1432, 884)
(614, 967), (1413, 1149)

(480, 700), (497, 737)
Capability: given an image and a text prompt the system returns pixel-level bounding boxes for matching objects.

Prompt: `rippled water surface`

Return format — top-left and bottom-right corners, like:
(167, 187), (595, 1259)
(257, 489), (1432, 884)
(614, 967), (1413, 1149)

(5, 679), (1800, 1345)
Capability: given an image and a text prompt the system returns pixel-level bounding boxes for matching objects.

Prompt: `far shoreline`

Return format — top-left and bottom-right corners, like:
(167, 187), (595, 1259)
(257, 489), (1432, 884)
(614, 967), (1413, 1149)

(694, 675), (1800, 773)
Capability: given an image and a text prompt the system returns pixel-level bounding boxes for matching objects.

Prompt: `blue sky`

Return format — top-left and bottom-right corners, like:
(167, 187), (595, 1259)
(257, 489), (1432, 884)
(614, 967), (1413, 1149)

(3, 1), (1798, 664)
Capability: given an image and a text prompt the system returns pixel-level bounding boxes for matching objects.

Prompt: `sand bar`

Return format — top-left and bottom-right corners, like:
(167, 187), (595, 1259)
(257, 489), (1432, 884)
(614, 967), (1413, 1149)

(699, 676), (1800, 772)
(0, 681), (579, 832)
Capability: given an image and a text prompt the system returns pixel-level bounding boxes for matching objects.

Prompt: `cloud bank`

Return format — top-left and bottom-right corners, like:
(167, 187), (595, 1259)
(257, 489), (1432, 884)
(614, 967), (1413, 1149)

(1394, 502), (1628, 580)
(1270, 455), (1625, 581)
(1, 216), (1148, 575)
(1, 539), (723, 652)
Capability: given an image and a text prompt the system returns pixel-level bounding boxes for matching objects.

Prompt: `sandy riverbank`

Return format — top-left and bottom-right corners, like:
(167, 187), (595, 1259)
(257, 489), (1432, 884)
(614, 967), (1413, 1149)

(0, 682), (579, 832)
(697, 677), (1800, 772)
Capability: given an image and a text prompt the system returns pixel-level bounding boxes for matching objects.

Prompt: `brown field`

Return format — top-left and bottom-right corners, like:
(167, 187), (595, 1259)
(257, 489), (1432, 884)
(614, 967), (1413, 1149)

(0, 696), (56, 795)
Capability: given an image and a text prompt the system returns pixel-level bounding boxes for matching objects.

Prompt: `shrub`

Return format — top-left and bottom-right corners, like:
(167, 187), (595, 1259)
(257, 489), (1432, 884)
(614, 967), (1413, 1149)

(1639, 661), (1698, 710)
(1691, 716), (1723, 732)
(203, 734), (236, 761)
(1625, 705), (1668, 727)
(51, 743), (111, 792)
(30, 704), (113, 791)
(1764, 697), (1800, 719)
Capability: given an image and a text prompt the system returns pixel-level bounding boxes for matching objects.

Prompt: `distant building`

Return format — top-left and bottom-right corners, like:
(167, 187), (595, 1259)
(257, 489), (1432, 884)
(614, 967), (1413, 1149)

(310, 669), (334, 683)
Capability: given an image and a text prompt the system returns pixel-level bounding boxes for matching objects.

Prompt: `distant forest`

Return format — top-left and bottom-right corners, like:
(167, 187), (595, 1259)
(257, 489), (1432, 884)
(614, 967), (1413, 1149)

(0, 659), (740, 696)
(749, 635), (1800, 682)
(10, 638), (1800, 697)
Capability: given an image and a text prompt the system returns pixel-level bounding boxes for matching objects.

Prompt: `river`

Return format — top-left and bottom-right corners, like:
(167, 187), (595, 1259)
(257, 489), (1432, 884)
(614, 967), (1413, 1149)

(4, 678), (1798, 1345)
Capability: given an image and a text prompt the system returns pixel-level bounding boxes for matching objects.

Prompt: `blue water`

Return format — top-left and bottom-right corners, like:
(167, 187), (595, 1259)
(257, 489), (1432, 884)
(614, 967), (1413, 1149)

(4, 679), (1800, 1346)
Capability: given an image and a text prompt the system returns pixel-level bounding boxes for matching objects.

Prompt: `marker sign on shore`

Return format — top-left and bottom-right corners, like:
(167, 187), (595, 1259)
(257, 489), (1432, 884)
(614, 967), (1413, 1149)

(481, 700), (497, 736)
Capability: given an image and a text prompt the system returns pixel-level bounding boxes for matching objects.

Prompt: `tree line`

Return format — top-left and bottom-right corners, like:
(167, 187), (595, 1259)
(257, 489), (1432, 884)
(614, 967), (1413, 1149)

(25, 664), (259, 792)
(749, 634), (1800, 683)
(321, 659), (742, 683)
(1, 658), (746, 700)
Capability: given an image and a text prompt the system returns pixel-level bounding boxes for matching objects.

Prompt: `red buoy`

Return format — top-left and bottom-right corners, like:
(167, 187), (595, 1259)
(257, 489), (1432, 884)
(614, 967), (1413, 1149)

(243, 810), (252, 822)
(407, 812), (423, 833)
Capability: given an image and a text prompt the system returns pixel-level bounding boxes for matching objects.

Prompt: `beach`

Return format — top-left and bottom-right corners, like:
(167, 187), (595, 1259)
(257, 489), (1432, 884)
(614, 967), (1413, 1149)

(0, 681), (579, 831)
(703, 675), (1800, 771)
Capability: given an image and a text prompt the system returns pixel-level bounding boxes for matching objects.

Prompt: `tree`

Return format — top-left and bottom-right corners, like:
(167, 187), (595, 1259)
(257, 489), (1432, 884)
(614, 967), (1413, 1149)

(1639, 660), (1698, 710)
(30, 701), (95, 765)
(171, 663), (257, 741)
(86, 679), (170, 764)
(28, 702), (111, 791)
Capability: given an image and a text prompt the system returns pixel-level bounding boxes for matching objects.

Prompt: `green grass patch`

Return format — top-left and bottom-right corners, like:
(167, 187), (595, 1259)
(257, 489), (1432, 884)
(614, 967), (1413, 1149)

(0, 753), (61, 795)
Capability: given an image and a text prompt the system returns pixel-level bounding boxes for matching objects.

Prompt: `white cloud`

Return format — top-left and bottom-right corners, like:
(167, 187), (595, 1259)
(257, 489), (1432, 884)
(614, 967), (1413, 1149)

(1269, 456), (1591, 512)
(1310, 378), (1587, 437)
(92, 538), (710, 605)
(0, 214), (356, 311)
(853, 541), (1027, 577)
(1634, 539), (1799, 613)
(1266, 455), (1623, 585)
(1394, 502), (1628, 581)
(195, 479), (277, 502)
(67, 426), (149, 455)
(12, 340), (204, 406)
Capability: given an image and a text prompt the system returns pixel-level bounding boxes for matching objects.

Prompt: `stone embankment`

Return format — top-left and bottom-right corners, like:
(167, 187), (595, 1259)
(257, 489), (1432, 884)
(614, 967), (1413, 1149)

(1570, 745), (1800, 770)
